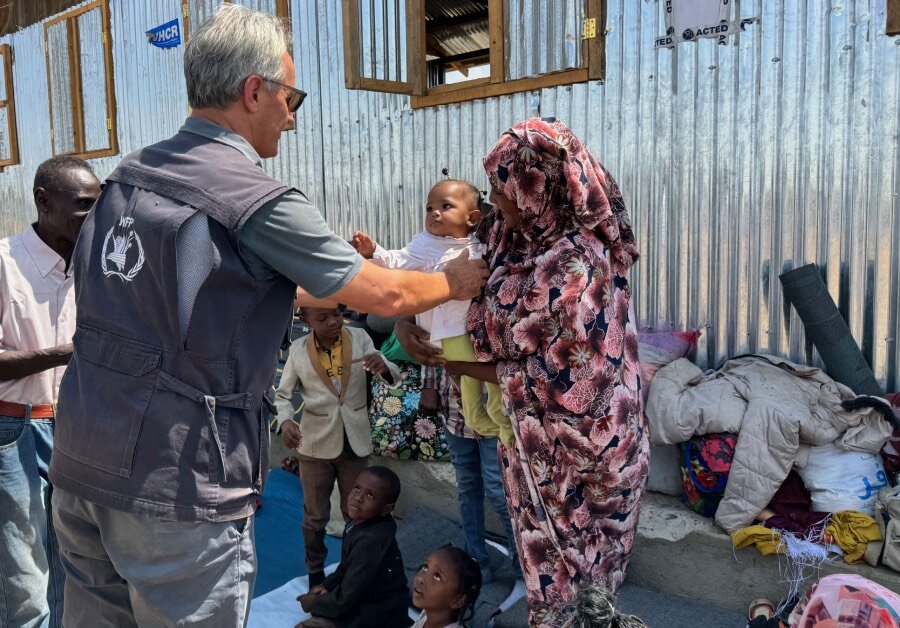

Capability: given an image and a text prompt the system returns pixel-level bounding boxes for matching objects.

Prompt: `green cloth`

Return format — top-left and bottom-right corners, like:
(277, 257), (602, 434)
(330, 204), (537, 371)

(380, 331), (416, 364)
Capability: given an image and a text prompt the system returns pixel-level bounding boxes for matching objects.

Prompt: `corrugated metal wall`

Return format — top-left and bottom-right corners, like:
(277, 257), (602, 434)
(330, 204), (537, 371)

(0, 0), (898, 391)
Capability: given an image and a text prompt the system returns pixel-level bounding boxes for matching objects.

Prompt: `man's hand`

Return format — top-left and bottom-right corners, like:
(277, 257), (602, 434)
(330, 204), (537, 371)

(362, 353), (388, 375)
(395, 319), (443, 366)
(281, 420), (302, 450)
(351, 231), (377, 259)
(309, 585), (327, 595)
(443, 250), (488, 301)
(419, 387), (440, 414)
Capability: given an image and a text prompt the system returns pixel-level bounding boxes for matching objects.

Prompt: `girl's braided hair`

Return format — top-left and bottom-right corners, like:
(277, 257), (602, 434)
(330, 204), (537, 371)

(437, 544), (482, 625)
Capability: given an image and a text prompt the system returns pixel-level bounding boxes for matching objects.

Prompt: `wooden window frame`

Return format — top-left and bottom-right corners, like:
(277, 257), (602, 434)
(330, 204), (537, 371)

(342, 0), (605, 109)
(889, 0), (900, 36)
(0, 44), (19, 169)
(43, 0), (117, 160)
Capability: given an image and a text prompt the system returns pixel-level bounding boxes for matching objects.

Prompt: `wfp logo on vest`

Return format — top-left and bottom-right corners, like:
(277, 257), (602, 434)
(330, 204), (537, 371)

(101, 216), (145, 282)
(146, 19), (181, 49)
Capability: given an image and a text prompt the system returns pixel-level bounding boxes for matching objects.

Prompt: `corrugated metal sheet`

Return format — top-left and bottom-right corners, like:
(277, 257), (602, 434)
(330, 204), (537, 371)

(0, 0), (898, 393)
(78, 5), (110, 153)
(506, 0), (583, 79)
(0, 0), (188, 235)
(47, 18), (74, 154)
(428, 18), (488, 58)
(358, 0), (406, 82)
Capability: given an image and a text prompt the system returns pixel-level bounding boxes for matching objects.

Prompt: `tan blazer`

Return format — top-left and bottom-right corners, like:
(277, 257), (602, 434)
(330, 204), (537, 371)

(274, 326), (401, 459)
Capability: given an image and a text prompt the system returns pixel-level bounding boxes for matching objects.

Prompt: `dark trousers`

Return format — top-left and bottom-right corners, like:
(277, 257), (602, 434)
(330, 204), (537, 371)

(298, 449), (368, 574)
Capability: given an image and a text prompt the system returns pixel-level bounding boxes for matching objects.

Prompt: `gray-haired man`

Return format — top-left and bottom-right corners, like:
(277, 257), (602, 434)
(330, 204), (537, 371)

(48, 6), (487, 627)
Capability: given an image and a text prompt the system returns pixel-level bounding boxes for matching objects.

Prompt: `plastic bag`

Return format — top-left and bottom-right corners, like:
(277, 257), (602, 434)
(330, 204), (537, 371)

(797, 442), (889, 515)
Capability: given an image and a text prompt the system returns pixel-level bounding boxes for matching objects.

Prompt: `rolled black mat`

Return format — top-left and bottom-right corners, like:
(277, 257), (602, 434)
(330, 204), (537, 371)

(780, 263), (882, 396)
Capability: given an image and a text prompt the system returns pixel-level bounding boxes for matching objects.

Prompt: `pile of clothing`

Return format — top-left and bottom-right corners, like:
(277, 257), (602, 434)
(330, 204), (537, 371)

(646, 354), (899, 567)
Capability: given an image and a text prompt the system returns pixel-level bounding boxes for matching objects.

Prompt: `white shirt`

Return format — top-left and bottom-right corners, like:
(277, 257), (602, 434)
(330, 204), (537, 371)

(373, 232), (483, 343)
(412, 611), (461, 628)
(0, 225), (76, 404)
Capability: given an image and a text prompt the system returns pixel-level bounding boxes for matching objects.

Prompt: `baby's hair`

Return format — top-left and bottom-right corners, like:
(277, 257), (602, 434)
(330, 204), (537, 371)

(436, 544), (482, 624)
(433, 174), (483, 214)
(559, 585), (648, 628)
(362, 466), (401, 504)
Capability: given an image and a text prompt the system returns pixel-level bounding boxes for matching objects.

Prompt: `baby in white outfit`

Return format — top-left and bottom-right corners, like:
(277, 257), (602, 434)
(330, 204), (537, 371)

(352, 179), (510, 443)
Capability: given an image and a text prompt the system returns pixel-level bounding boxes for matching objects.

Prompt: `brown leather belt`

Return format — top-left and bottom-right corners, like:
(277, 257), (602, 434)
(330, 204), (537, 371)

(0, 401), (54, 419)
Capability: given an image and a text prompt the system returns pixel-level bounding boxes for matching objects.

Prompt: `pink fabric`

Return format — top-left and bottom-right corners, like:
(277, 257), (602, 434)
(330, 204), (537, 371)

(788, 573), (900, 627)
(637, 329), (701, 403)
(469, 118), (648, 627)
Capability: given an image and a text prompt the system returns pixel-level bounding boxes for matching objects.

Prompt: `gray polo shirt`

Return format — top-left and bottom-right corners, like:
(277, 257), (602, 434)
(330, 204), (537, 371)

(180, 117), (363, 298)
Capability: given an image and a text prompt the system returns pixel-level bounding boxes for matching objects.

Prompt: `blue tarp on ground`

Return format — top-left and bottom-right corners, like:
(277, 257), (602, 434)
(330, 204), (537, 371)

(254, 469), (343, 597)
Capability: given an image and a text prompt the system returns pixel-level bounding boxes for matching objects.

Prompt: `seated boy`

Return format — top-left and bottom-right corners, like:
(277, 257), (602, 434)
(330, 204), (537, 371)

(275, 306), (401, 589)
(297, 467), (410, 628)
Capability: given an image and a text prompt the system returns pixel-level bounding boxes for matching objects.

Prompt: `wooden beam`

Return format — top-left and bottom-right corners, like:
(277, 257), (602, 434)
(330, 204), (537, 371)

(342, 0), (361, 88)
(358, 77), (413, 95)
(66, 14), (84, 154)
(180, 1), (189, 41)
(428, 48), (489, 66)
(275, 0), (290, 20)
(889, 0), (900, 35)
(412, 67), (588, 109)
(100, 0), (117, 156)
(406, 0), (427, 95)
(425, 33), (468, 75)
(424, 76), (490, 96)
(0, 43), (19, 167)
(43, 0), (100, 27)
(488, 0), (503, 83)
(585, 0), (605, 80)
(43, 20), (56, 154)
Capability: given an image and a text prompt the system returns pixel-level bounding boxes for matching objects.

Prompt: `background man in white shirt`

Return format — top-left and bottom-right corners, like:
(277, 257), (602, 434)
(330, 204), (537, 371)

(0, 155), (100, 628)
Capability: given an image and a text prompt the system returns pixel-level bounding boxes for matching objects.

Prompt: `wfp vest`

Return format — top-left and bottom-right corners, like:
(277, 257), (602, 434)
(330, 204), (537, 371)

(49, 130), (295, 521)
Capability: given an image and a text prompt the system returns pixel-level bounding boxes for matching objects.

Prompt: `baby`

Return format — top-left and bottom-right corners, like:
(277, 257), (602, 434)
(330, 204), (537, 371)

(352, 179), (510, 444)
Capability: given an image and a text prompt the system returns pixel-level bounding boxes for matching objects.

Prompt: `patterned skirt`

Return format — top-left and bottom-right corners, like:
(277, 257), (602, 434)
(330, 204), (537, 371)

(497, 396), (649, 627)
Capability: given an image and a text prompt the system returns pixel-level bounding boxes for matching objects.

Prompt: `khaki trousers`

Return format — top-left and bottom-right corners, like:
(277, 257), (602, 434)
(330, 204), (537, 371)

(298, 449), (368, 574)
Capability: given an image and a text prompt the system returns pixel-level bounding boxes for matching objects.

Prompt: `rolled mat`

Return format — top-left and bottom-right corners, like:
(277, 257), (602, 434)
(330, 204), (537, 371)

(780, 264), (882, 396)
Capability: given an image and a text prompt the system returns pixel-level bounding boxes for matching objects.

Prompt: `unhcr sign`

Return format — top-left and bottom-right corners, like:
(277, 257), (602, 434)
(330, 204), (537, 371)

(147, 19), (181, 49)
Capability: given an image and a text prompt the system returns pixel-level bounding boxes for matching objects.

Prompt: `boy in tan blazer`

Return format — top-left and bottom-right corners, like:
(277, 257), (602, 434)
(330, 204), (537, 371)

(275, 306), (401, 588)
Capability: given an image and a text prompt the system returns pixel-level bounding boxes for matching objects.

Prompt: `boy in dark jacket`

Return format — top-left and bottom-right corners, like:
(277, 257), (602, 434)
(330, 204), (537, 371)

(297, 467), (410, 628)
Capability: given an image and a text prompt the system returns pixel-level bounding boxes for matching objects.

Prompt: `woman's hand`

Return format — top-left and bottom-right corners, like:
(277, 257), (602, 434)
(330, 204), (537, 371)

(394, 318), (443, 366)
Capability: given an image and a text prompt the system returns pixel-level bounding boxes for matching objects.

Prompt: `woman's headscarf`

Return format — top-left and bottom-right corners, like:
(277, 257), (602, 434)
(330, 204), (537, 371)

(482, 117), (639, 267)
(468, 117), (639, 363)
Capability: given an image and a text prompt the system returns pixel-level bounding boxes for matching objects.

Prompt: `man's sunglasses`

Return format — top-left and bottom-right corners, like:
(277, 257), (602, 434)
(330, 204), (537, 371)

(260, 77), (306, 113)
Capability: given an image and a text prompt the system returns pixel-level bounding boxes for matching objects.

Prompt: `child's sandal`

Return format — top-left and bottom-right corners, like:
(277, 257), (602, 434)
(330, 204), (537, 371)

(281, 456), (300, 476)
(748, 598), (775, 621)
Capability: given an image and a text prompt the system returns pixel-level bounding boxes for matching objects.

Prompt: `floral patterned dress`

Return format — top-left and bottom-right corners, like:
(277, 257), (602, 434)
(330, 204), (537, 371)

(468, 118), (649, 627)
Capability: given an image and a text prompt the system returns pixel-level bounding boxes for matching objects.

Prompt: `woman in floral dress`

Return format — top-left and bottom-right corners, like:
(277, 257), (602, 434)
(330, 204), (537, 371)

(420, 118), (649, 627)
